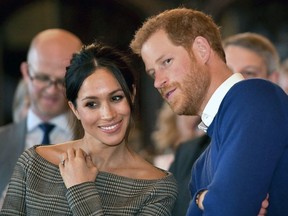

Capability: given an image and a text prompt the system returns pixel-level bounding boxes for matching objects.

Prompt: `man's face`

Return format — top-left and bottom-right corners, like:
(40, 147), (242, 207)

(25, 58), (68, 120)
(140, 30), (209, 115)
(224, 45), (268, 79)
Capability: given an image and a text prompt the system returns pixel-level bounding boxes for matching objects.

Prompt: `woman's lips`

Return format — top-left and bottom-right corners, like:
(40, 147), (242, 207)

(99, 120), (122, 133)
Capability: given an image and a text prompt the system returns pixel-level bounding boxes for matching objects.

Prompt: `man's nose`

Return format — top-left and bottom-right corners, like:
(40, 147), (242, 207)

(154, 70), (168, 89)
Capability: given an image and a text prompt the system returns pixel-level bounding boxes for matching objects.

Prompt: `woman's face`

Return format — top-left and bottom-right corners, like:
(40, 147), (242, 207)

(70, 68), (131, 146)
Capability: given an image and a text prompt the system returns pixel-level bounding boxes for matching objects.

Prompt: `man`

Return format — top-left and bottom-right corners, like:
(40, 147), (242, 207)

(169, 32), (281, 216)
(223, 32), (279, 83)
(130, 8), (288, 215)
(0, 29), (82, 207)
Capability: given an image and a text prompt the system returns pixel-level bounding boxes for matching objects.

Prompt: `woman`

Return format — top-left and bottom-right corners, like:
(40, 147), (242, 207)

(1, 42), (177, 215)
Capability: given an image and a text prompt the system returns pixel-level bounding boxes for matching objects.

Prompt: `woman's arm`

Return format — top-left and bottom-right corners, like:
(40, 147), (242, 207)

(59, 148), (103, 215)
(137, 175), (178, 216)
(0, 155), (27, 215)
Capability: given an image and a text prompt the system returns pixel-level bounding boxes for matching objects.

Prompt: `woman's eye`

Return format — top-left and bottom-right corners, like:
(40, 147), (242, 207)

(86, 102), (97, 108)
(111, 95), (124, 102)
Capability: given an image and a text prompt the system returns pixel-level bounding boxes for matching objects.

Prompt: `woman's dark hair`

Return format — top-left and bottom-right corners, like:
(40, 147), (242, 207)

(65, 42), (137, 143)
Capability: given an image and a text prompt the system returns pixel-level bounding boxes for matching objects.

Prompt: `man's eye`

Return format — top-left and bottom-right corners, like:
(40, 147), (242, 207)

(164, 58), (172, 65)
(241, 71), (258, 78)
(35, 75), (50, 82)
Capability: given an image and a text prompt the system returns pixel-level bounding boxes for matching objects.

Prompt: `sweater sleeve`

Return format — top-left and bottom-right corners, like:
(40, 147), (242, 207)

(0, 152), (28, 215)
(189, 80), (288, 215)
(66, 173), (178, 216)
(137, 174), (178, 216)
(66, 182), (104, 216)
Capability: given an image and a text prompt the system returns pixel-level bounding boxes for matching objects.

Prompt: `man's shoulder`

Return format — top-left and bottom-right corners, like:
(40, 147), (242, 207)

(0, 119), (26, 144)
(225, 79), (288, 106)
(0, 120), (25, 134)
(232, 79), (282, 94)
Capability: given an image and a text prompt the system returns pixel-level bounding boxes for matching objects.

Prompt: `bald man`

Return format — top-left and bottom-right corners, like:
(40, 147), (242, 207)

(0, 29), (82, 207)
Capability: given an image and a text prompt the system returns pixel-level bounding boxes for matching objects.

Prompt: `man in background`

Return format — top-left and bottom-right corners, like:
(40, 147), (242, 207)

(223, 32), (279, 83)
(0, 28), (82, 207)
(279, 58), (288, 94)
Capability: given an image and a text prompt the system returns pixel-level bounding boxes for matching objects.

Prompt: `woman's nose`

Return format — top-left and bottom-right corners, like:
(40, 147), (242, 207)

(100, 103), (116, 120)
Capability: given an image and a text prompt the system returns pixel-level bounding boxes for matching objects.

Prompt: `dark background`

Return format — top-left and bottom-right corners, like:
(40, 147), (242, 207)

(1, 0), (288, 152)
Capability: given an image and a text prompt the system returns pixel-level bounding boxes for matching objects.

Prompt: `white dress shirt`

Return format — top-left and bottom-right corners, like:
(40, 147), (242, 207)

(25, 109), (74, 149)
(199, 73), (244, 132)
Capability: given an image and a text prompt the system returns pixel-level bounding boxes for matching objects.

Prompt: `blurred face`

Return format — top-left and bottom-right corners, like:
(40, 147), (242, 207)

(23, 58), (68, 121)
(70, 69), (131, 146)
(176, 115), (203, 141)
(21, 31), (82, 121)
(224, 45), (268, 79)
(141, 30), (209, 115)
(279, 72), (288, 94)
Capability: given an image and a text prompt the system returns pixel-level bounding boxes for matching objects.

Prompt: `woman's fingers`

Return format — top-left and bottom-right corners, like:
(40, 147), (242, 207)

(75, 148), (86, 159)
(59, 147), (98, 188)
(59, 152), (68, 167)
(67, 148), (76, 159)
(60, 148), (89, 167)
(86, 155), (94, 167)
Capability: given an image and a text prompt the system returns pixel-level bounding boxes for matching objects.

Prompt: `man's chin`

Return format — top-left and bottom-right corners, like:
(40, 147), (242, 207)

(168, 104), (183, 115)
(40, 108), (65, 119)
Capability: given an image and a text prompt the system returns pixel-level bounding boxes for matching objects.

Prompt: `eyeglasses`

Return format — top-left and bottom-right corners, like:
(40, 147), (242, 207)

(28, 66), (65, 89)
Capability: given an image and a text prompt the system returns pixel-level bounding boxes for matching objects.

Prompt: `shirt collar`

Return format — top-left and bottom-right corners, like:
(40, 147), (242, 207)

(199, 73), (244, 132)
(27, 109), (71, 133)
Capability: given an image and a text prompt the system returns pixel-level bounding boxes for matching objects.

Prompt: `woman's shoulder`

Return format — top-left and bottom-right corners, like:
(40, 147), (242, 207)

(35, 140), (78, 165)
(128, 153), (174, 181)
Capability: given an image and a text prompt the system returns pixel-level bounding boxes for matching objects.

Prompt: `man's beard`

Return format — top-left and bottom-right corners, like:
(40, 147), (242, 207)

(167, 64), (210, 116)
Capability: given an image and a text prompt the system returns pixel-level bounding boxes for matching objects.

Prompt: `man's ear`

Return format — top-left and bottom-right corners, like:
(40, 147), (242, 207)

(68, 101), (80, 120)
(268, 71), (279, 84)
(20, 62), (30, 82)
(192, 36), (210, 63)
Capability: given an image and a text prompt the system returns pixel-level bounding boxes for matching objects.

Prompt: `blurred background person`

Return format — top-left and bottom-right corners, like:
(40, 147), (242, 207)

(12, 79), (30, 123)
(152, 102), (204, 170)
(0, 28), (82, 208)
(170, 31), (281, 216)
(279, 58), (288, 94)
(223, 32), (280, 83)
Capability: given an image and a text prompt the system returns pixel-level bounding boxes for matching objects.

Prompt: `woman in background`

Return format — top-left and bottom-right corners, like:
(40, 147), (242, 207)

(152, 102), (203, 170)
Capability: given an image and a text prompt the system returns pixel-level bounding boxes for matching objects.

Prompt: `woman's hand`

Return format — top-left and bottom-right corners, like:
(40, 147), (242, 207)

(59, 148), (98, 188)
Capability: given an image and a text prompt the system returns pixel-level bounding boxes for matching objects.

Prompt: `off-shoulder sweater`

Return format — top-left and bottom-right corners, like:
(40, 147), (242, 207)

(1, 146), (177, 215)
